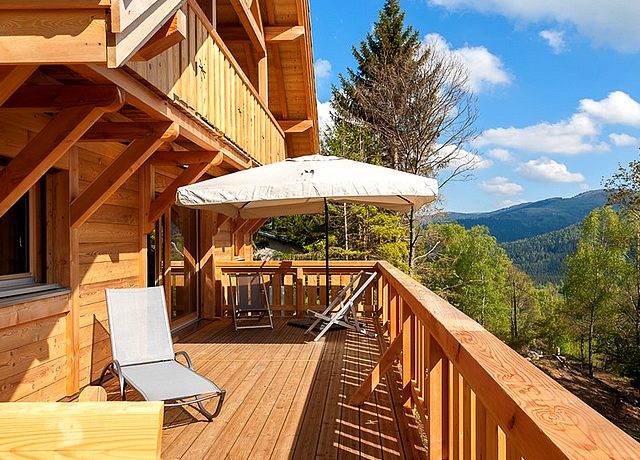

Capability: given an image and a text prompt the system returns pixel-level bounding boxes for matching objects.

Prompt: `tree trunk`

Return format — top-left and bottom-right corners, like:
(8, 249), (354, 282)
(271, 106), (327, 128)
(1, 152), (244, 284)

(588, 312), (595, 377)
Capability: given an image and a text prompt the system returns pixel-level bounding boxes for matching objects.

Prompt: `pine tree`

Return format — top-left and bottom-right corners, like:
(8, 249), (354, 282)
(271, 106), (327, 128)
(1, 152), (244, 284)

(333, 0), (419, 126)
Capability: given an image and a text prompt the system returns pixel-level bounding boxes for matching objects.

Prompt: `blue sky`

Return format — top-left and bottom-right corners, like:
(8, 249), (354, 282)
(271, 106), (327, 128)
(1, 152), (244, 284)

(309, 0), (640, 212)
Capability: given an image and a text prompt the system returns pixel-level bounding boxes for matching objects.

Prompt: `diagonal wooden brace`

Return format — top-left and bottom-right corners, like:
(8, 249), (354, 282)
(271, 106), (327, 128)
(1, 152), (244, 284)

(348, 330), (403, 406)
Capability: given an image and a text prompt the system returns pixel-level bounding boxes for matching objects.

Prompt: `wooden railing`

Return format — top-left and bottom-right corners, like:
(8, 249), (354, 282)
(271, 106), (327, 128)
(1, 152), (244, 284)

(217, 261), (378, 316)
(127, 1), (286, 165)
(217, 260), (640, 459)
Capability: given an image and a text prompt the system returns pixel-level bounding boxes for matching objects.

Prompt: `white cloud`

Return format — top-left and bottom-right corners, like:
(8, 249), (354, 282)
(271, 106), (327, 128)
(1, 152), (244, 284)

(427, 0), (640, 52)
(539, 30), (565, 53)
(579, 183), (591, 191)
(516, 157), (585, 183)
(439, 144), (492, 171)
(475, 113), (607, 154)
(481, 176), (523, 195)
(317, 100), (333, 135)
(609, 133), (639, 146)
(314, 59), (332, 79)
(580, 91), (640, 126)
(424, 33), (511, 93)
(498, 199), (527, 208)
(487, 148), (514, 162)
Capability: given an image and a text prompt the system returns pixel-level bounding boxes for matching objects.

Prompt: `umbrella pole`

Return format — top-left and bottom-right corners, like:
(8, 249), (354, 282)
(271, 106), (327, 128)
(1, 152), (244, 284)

(324, 198), (330, 307)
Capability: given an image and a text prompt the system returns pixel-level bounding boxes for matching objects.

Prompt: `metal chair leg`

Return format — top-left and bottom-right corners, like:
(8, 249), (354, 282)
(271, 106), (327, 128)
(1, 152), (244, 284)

(195, 391), (226, 421)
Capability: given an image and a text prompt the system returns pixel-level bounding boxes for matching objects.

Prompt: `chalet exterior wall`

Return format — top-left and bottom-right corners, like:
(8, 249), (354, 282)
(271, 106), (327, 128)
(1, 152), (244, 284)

(0, 0), (317, 402)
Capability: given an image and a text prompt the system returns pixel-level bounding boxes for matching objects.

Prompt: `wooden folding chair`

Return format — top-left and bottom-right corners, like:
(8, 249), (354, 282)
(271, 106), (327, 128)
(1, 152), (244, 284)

(305, 271), (377, 342)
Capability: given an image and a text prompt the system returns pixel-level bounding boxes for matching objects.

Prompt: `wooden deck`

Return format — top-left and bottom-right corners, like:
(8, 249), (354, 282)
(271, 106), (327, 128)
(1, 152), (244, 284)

(103, 318), (425, 459)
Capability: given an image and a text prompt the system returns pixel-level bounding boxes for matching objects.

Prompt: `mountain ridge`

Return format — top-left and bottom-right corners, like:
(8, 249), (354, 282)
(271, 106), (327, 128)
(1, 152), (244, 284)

(441, 189), (608, 243)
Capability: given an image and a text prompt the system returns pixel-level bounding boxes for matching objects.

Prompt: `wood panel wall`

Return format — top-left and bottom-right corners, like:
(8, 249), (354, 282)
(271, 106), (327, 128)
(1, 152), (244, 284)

(128, 2), (286, 165)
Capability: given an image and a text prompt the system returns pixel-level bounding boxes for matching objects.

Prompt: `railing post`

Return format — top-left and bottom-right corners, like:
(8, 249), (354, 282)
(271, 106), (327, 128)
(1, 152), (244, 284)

(428, 334), (449, 460)
(389, 285), (398, 340)
(296, 267), (304, 316)
(401, 298), (413, 408)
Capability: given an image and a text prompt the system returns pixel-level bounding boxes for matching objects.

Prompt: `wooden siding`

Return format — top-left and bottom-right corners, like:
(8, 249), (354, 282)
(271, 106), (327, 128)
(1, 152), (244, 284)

(128, 1), (286, 165)
(0, 294), (69, 402)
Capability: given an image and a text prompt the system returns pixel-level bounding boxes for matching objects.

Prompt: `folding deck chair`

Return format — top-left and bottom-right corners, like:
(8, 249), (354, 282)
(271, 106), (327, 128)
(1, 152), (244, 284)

(99, 286), (225, 421)
(228, 273), (274, 331)
(305, 270), (378, 342)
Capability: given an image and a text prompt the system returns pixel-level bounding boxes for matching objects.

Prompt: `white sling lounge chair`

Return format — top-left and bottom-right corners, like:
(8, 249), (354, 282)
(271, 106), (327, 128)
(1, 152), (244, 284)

(99, 286), (225, 420)
(305, 270), (378, 342)
(228, 273), (274, 331)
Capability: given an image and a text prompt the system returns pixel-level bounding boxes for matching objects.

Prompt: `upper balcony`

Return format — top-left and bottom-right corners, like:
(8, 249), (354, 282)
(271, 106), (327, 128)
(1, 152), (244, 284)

(0, 0), (319, 163)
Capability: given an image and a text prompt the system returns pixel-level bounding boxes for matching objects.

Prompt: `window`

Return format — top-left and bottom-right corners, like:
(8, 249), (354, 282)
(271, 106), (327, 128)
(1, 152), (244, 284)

(0, 173), (48, 300)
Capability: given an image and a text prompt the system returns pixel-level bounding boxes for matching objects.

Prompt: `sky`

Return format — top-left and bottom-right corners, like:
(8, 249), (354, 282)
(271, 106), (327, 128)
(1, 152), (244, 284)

(308, 0), (640, 213)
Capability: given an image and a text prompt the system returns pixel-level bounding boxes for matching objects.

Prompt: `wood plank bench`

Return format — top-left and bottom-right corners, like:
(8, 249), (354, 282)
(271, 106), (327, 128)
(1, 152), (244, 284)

(0, 387), (163, 459)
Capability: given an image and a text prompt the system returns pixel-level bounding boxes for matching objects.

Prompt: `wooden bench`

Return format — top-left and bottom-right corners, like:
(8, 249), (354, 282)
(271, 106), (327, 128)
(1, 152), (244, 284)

(0, 387), (164, 459)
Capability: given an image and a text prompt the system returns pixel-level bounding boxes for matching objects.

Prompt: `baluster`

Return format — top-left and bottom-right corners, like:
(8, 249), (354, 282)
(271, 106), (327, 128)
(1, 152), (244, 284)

(428, 334), (449, 460)
(476, 397), (487, 460)
(401, 298), (413, 408)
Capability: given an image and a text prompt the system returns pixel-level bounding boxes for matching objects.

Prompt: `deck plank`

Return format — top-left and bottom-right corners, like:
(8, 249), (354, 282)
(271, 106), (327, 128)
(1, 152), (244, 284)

(102, 318), (422, 459)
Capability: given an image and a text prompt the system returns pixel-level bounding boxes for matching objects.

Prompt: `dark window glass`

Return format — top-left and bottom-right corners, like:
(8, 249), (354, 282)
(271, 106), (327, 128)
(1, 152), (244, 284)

(0, 194), (29, 276)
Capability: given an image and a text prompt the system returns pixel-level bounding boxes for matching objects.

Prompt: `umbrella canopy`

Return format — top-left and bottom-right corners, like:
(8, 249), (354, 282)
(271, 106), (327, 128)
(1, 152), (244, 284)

(176, 154), (438, 218)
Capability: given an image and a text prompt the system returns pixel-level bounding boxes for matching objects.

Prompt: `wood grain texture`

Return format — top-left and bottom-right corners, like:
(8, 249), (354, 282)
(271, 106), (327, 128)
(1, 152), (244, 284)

(0, 105), (105, 219)
(0, 9), (107, 64)
(0, 402), (163, 457)
(70, 134), (169, 228)
(376, 260), (640, 460)
(0, 65), (38, 106)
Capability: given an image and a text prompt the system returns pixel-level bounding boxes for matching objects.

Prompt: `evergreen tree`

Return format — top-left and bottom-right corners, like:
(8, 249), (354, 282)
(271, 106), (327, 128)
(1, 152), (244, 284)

(333, 0), (419, 122)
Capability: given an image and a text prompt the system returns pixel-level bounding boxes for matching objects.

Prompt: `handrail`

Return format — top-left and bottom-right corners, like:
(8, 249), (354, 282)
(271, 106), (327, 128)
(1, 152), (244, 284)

(375, 260), (640, 460)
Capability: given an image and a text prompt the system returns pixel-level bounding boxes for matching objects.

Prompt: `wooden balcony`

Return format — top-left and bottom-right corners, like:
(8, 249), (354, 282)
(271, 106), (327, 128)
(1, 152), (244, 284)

(103, 317), (422, 458)
(207, 260), (640, 459)
(127, 1), (287, 166)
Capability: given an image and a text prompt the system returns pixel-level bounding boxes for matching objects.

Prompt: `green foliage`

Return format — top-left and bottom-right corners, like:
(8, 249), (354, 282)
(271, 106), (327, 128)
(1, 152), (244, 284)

(416, 223), (512, 338)
(502, 225), (580, 285)
(563, 207), (626, 375)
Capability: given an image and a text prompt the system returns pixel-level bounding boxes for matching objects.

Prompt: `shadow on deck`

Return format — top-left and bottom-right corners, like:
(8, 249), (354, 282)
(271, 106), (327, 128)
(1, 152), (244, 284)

(102, 318), (426, 459)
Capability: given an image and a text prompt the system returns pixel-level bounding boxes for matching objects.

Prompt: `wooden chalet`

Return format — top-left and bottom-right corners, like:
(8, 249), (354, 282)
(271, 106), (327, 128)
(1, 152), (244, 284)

(0, 1), (638, 459)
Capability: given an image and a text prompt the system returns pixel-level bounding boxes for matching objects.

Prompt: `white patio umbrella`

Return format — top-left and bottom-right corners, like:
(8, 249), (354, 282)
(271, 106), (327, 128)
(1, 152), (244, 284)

(176, 154), (438, 302)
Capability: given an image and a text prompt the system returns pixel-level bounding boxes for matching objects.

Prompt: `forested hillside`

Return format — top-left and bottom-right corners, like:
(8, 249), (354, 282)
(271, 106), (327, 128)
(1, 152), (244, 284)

(445, 190), (608, 242)
(502, 225), (580, 284)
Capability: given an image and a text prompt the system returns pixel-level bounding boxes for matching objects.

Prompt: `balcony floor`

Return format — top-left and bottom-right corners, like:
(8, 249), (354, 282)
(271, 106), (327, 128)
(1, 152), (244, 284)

(103, 317), (425, 459)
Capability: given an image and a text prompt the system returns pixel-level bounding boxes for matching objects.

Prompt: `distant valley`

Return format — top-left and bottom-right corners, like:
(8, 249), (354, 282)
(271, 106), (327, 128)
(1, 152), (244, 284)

(439, 190), (609, 284)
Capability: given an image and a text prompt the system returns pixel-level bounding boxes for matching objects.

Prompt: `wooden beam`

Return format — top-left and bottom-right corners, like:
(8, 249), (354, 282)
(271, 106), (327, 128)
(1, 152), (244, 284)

(0, 65), (38, 106)
(71, 64), (256, 156)
(245, 218), (267, 235)
(81, 122), (178, 142)
(265, 25), (305, 42)
(107, 0), (183, 68)
(0, 10), (107, 65)
(215, 214), (232, 234)
(0, 1), (110, 9)
(3, 85), (125, 112)
(70, 123), (178, 228)
(278, 119), (313, 133)
(348, 331), (403, 406)
(151, 150), (222, 166)
(147, 153), (223, 231)
(229, 0), (266, 57)
(0, 106), (107, 218)
(271, 45), (289, 119)
(131, 9), (187, 62)
(233, 218), (252, 234)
